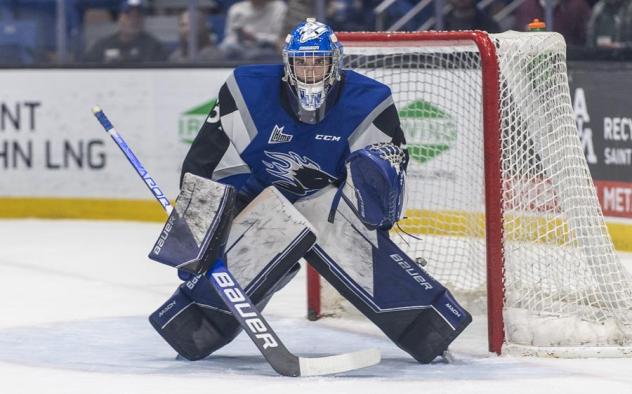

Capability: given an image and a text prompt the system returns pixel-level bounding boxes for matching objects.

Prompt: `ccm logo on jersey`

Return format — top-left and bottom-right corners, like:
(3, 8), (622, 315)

(315, 134), (341, 141)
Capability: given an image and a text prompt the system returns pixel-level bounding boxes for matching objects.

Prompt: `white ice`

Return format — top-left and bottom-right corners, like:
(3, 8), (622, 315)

(1, 219), (632, 394)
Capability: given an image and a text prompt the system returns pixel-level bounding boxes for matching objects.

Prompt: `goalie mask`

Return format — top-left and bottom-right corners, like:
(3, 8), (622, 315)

(282, 18), (343, 124)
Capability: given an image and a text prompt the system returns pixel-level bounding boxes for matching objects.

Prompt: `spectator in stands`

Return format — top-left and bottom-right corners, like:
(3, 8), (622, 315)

(514, 0), (592, 46)
(170, 9), (224, 63)
(83, 0), (167, 64)
(444, 0), (501, 32)
(219, 0), (287, 61)
(586, 0), (627, 48)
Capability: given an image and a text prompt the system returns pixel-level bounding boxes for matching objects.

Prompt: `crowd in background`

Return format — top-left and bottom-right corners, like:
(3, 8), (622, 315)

(1, 0), (632, 65)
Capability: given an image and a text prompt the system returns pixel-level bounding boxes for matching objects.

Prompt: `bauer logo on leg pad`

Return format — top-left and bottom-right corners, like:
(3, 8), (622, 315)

(390, 253), (433, 291)
(211, 271), (279, 349)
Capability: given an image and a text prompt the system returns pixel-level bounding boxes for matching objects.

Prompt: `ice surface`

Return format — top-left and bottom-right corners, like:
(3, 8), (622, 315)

(1, 219), (632, 393)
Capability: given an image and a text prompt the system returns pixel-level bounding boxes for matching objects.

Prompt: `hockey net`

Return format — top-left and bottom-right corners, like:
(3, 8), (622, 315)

(307, 31), (632, 357)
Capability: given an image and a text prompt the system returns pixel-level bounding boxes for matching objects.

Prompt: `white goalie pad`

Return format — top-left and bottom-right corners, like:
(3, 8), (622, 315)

(225, 186), (319, 288)
(295, 186), (375, 298)
(296, 185), (472, 365)
(149, 173), (318, 279)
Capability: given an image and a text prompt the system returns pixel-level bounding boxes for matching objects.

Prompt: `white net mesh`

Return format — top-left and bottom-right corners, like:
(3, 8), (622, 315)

(318, 31), (632, 354)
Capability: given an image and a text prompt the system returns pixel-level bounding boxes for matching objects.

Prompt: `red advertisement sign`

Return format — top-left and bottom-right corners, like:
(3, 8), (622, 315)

(594, 180), (632, 218)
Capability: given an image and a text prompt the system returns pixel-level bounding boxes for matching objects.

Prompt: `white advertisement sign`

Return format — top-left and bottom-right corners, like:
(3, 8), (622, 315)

(0, 68), (232, 200)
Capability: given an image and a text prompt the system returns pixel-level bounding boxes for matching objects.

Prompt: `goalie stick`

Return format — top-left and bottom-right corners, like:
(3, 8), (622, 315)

(91, 106), (380, 377)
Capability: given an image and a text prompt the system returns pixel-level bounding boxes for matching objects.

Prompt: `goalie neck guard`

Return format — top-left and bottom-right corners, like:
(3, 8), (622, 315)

(282, 18), (343, 124)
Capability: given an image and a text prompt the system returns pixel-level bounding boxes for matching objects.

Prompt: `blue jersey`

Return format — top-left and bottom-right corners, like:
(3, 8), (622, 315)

(182, 64), (404, 204)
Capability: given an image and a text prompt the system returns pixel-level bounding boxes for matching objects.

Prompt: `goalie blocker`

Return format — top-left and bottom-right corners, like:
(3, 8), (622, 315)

(148, 173), (235, 275)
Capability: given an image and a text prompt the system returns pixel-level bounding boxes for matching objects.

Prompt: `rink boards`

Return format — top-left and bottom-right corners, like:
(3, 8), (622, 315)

(0, 68), (231, 220)
(1, 68), (632, 251)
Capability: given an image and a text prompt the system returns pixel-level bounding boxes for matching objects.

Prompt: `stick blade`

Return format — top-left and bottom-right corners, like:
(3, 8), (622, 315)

(298, 348), (381, 377)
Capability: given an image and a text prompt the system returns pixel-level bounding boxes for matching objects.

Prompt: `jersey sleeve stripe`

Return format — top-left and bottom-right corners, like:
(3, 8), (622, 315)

(213, 164), (251, 181)
(348, 95), (395, 151)
(221, 111), (252, 154)
(349, 122), (392, 153)
(226, 72), (258, 143)
(212, 143), (252, 180)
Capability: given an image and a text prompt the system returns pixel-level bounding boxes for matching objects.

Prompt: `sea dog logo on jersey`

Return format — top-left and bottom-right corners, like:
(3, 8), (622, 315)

(268, 125), (293, 144)
(297, 20), (329, 43)
(263, 151), (338, 196)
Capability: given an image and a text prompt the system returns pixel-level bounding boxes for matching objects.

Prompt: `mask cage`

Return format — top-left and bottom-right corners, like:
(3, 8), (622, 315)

(282, 49), (343, 111)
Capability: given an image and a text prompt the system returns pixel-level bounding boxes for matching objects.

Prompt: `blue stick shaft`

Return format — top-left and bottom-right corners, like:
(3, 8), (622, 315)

(92, 106), (173, 214)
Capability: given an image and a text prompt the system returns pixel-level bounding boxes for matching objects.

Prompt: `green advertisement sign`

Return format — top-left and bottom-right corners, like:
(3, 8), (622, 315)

(399, 100), (457, 164)
(178, 99), (216, 144)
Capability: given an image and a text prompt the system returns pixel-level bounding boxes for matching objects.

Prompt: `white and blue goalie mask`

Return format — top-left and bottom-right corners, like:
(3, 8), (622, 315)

(330, 143), (409, 231)
(282, 18), (343, 117)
